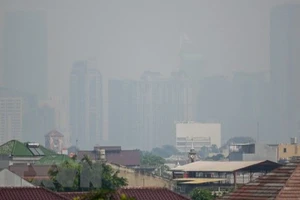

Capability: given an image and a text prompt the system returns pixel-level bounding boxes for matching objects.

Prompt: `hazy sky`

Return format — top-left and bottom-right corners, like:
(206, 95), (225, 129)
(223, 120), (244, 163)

(0, 0), (298, 99)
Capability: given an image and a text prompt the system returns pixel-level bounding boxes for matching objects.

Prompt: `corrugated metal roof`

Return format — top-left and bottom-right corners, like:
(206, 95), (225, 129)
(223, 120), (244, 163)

(171, 160), (277, 172)
(219, 162), (300, 200)
(175, 178), (226, 184)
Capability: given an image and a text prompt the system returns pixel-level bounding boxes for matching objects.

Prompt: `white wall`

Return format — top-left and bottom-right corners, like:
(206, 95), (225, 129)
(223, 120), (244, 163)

(176, 122), (221, 149)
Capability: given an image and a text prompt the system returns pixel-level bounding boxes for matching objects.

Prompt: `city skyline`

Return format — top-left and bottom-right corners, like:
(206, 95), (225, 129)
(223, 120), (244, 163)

(0, 0), (300, 148)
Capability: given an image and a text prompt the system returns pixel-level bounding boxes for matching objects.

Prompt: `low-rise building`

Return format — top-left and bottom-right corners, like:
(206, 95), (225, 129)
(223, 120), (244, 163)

(175, 122), (221, 153)
(77, 146), (141, 168)
(219, 157), (300, 199)
(170, 160), (280, 195)
(0, 140), (57, 166)
(228, 143), (277, 162)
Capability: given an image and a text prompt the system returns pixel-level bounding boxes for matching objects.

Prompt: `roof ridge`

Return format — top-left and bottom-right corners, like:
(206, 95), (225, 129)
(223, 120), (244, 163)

(12, 140), (17, 155)
(40, 187), (70, 200)
(275, 163), (300, 199)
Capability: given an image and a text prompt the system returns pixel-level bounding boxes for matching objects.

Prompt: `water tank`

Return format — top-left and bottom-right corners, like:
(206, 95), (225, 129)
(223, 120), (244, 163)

(291, 137), (297, 144)
(100, 149), (106, 161)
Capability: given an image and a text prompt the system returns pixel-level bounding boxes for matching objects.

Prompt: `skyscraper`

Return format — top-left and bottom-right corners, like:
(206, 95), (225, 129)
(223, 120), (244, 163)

(0, 87), (40, 144)
(0, 97), (23, 144)
(2, 11), (47, 100)
(270, 4), (300, 140)
(70, 61), (102, 149)
(108, 71), (193, 150)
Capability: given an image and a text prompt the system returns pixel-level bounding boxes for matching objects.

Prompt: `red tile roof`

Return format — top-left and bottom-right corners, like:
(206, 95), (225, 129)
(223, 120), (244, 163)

(107, 150), (140, 166)
(219, 161), (300, 200)
(115, 187), (190, 200)
(58, 187), (190, 200)
(9, 164), (53, 180)
(59, 192), (88, 199)
(0, 187), (68, 200)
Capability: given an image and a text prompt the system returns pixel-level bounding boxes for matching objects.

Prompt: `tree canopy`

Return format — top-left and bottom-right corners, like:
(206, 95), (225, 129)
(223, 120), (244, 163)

(190, 188), (215, 200)
(140, 151), (165, 167)
(151, 145), (180, 158)
(48, 155), (127, 192)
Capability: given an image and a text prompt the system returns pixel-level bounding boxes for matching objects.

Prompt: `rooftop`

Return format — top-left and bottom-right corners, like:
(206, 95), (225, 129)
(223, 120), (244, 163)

(171, 160), (280, 173)
(34, 154), (75, 165)
(59, 187), (190, 200)
(0, 187), (68, 200)
(77, 149), (141, 166)
(219, 160), (300, 199)
(45, 130), (64, 137)
(0, 140), (56, 157)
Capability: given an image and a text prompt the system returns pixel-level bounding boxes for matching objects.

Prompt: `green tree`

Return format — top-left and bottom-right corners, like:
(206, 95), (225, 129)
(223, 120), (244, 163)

(151, 145), (180, 158)
(73, 190), (136, 200)
(190, 188), (215, 200)
(48, 155), (127, 192)
(141, 151), (165, 167)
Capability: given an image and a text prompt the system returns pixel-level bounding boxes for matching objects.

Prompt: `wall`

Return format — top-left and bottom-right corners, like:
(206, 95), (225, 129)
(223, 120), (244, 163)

(109, 164), (172, 189)
(277, 144), (300, 160)
(243, 143), (277, 162)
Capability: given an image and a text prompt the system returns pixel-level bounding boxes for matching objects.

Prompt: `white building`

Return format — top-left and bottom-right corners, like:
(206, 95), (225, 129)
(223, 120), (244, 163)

(176, 122), (221, 152)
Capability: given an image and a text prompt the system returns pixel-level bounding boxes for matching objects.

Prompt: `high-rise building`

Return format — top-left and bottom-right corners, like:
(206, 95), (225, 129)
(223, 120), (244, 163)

(0, 97), (23, 144)
(108, 71), (193, 150)
(270, 4), (300, 141)
(108, 79), (139, 149)
(0, 87), (40, 144)
(2, 11), (47, 100)
(70, 61), (102, 149)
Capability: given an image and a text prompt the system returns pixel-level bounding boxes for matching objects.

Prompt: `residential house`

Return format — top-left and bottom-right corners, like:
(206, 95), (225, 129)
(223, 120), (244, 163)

(77, 146), (140, 167)
(0, 140), (57, 166)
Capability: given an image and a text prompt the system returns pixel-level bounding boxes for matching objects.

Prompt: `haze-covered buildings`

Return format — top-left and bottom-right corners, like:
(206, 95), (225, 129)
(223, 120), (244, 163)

(270, 4), (300, 141)
(2, 11), (48, 100)
(108, 71), (194, 150)
(69, 60), (103, 149)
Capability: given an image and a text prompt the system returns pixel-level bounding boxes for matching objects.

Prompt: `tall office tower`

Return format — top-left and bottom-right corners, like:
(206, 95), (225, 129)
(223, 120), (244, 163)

(108, 79), (139, 149)
(179, 34), (206, 121)
(0, 87), (40, 144)
(70, 61), (102, 149)
(108, 71), (192, 150)
(2, 11), (48, 100)
(270, 4), (300, 141)
(0, 97), (23, 144)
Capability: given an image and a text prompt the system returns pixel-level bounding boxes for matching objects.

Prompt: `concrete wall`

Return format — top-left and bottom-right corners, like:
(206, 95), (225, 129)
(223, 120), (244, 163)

(109, 164), (172, 189)
(243, 144), (277, 162)
(277, 144), (300, 160)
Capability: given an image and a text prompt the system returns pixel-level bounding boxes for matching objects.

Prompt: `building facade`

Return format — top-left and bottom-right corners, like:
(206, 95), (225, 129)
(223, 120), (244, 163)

(69, 60), (102, 149)
(270, 4), (300, 141)
(108, 71), (194, 150)
(175, 122), (221, 153)
(228, 143), (277, 162)
(45, 130), (64, 153)
(0, 97), (23, 144)
(2, 11), (48, 100)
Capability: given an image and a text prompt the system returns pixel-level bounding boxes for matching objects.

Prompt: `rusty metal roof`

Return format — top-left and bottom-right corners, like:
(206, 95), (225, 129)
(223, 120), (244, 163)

(219, 162), (300, 200)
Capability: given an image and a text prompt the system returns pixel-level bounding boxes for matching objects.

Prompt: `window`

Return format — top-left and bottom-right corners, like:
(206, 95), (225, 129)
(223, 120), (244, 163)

(283, 148), (287, 153)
